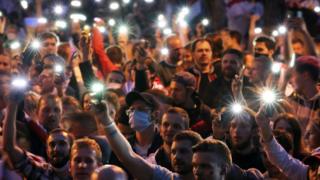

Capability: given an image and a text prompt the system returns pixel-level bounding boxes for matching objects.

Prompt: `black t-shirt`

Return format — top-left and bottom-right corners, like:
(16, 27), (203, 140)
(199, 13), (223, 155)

(231, 148), (266, 173)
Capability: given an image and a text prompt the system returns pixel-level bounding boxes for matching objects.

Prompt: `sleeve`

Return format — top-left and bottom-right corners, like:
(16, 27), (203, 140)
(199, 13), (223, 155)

(79, 61), (98, 89)
(151, 164), (176, 180)
(92, 27), (118, 76)
(263, 137), (309, 180)
(134, 69), (150, 92)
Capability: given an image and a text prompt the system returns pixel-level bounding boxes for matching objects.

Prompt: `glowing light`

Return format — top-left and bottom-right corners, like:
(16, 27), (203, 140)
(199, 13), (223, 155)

(10, 41), (21, 50)
(144, 0), (154, 3)
(54, 5), (64, 15)
(54, 64), (64, 74)
(20, 0), (28, 10)
(118, 25), (128, 34)
(109, 2), (120, 10)
(179, 20), (188, 28)
(181, 7), (190, 16)
(70, 13), (87, 22)
(11, 78), (28, 89)
(31, 39), (41, 49)
(108, 18), (116, 26)
(201, 18), (209, 26)
(55, 20), (67, 29)
(271, 62), (282, 74)
(254, 27), (262, 34)
(0, 11), (3, 17)
(260, 88), (277, 104)
(91, 82), (105, 94)
(231, 103), (243, 114)
(290, 54), (296, 67)
(163, 28), (172, 35)
(37, 17), (47, 24)
(71, 0), (82, 7)
(98, 26), (106, 33)
(161, 48), (169, 56)
(95, 0), (103, 2)
(272, 30), (279, 37)
(157, 20), (167, 28)
(123, 0), (130, 4)
(158, 14), (165, 21)
(278, 25), (287, 34)
(314, 6), (320, 13)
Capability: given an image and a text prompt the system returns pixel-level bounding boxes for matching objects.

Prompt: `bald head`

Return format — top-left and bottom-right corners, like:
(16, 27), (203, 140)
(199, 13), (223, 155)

(165, 35), (183, 64)
(91, 165), (128, 180)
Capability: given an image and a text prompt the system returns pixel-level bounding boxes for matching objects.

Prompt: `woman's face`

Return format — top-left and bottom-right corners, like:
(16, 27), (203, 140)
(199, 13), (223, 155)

(305, 123), (320, 151)
(274, 120), (293, 136)
(82, 94), (92, 112)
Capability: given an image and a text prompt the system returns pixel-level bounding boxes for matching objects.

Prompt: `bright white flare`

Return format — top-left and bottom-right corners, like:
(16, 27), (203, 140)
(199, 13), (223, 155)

(271, 62), (282, 74)
(254, 27), (262, 34)
(231, 103), (243, 114)
(278, 25), (287, 34)
(91, 82), (105, 94)
(11, 78), (28, 89)
(55, 20), (67, 29)
(54, 5), (64, 15)
(10, 41), (21, 50)
(109, 2), (120, 10)
(261, 89), (277, 104)
(71, 0), (82, 7)
(54, 64), (64, 73)
(31, 39), (41, 49)
(118, 25), (128, 34)
(161, 48), (169, 56)
(108, 19), (116, 26)
(20, 0), (28, 10)
(272, 30), (279, 37)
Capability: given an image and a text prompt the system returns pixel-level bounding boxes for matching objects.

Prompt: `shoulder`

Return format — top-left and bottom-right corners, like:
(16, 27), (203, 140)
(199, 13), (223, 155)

(152, 164), (179, 180)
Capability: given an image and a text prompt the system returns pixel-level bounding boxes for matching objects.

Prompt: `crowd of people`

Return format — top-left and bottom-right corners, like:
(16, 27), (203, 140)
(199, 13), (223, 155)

(0, 0), (319, 180)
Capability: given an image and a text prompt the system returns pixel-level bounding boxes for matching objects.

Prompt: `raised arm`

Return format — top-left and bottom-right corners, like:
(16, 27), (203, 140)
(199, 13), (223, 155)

(3, 95), (25, 165)
(95, 103), (154, 180)
(255, 106), (308, 180)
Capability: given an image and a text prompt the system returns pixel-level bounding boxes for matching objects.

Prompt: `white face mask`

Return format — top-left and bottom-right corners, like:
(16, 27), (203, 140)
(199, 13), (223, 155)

(129, 110), (152, 132)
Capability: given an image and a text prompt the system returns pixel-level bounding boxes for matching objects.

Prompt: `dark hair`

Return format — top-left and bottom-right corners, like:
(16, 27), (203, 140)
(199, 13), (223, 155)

(62, 111), (98, 134)
(255, 36), (276, 50)
(191, 38), (212, 52)
(222, 48), (243, 61)
(49, 128), (74, 146)
(193, 139), (232, 167)
(106, 46), (123, 65)
(295, 56), (319, 82)
(205, 32), (223, 59)
(273, 113), (303, 158)
(109, 70), (126, 83)
(37, 94), (62, 112)
(62, 96), (81, 110)
(173, 130), (203, 146)
(39, 32), (59, 43)
(229, 30), (242, 45)
(254, 56), (272, 73)
(273, 130), (294, 153)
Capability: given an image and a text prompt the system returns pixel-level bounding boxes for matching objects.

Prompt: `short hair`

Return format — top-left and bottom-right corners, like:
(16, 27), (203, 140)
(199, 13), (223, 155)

(254, 36), (276, 50)
(222, 48), (243, 62)
(229, 30), (242, 45)
(292, 38), (304, 46)
(71, 137), (102, 162)
(173, 130), (203, 146)
(162, 107), (190, 129)
(294, 56), (319, 82)
(165, 35), (180, 49)
(106, 45), (123, 65)
(62, 112), (98, 134)
(231, 108), (257, 130)
(48, 128), (74, 146)
(109, 70), (126, 83)
(191, 38), (212, 52)
(192, 139), (232, 167)
(39, 32), (60, 43)
(37, 94), (62, 112)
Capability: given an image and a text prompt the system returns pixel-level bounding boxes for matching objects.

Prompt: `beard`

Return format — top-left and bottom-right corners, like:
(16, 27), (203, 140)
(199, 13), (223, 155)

(49, 153), (70, 168)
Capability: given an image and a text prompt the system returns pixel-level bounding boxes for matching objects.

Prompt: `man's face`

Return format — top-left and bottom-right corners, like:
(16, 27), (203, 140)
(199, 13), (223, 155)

(47, 132), (71, 168)
(254, 42), (272, 58)
(248, 61), (264, 84)
(40, 38), (58, 58)
(39, 69), (55, 93)
(193, 41), (212, 69)
(171, 140), (193, 175)
(290, 69), (305, 93)
(220, 31), (231, 50)
(0, 75), (10, 100)
(182, 50), (193, 69)
(160, 113), (186, 145)
(0, 55), (11, 73)
(304, 123), (320, 152)
(168, 38), (184, 64)
(193, 152), (226, 180)
(221, 53), (241, 79)
(292, 42), (304, 56)
(83, 94), (92, 112)
(37, 97), (62, 132)
(71, 147), (100, 180)
(169, 81), (188, 106)
(229, 118), (252, 149)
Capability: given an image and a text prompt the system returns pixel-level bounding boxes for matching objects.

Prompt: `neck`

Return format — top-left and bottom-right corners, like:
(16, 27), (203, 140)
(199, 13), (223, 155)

(181, 172), (195, 180)
(183, 97), (195, 109)
(167, 58), (177, 66)
(301, 83), (318, 99)
(163, 143), (171, 156)
(136, 125), (155, 146)
(234, 143), (254, 155)
(196, 63), (211, 74)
